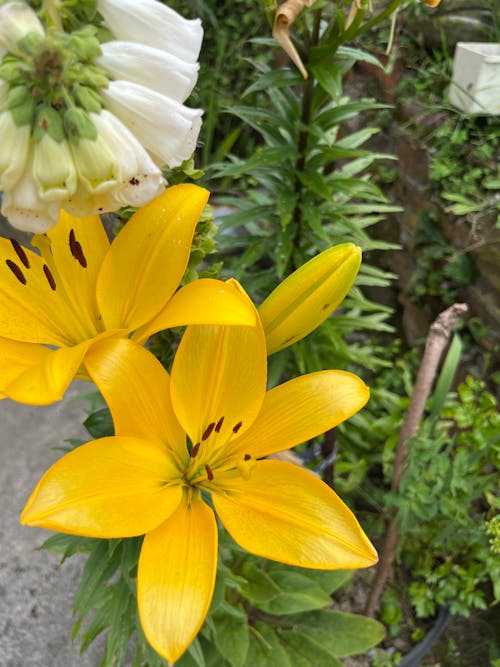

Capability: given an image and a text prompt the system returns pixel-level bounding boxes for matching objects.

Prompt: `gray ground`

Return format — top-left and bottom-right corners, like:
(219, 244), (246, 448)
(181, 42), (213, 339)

(0, 385), (104, 666)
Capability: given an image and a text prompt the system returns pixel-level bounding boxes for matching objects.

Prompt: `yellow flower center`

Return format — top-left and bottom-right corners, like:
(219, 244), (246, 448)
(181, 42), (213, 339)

(181, 416), (254, 490)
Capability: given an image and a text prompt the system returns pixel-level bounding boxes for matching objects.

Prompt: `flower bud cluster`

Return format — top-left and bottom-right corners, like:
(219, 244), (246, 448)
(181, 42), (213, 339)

(0, 0), (203, 232)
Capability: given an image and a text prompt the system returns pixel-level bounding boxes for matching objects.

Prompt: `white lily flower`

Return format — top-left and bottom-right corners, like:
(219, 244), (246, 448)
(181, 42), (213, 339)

(96, 41), (199, 103)
(1, 148), (60, 233)
(96, 0), (203, 63)
(33, 133), (77, 202)
(0, 2), (44, 56)
(90, 110), (165, 207)
(0, 111), (30, 190)
(102, 80), (202, 168)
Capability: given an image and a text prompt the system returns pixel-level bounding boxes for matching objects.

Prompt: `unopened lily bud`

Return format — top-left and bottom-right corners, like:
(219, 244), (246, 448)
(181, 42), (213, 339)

(259, 243), (362, 355)
(0, 2), (44, 56)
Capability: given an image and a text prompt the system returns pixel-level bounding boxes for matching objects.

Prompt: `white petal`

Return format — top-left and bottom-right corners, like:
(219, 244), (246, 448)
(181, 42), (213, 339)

(0, 112), (30, 190)
(69, 132), (120, 195)
(90, 110), (165, 207)
(102, 80), (202, 168)
(0, 78), (9, 103)
(97, 41), (199, 103)
(0, 2), (44, 55)
(1, 149), (60, 232)
(96, 0), (203, 63)
(33, 135), (77, 201)
(62, 184), (121, 217)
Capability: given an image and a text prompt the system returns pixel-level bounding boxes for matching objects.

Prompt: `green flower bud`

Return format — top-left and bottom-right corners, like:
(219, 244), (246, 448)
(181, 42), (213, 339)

(33, 104), (65, 142)
(67, 26), (102, 61)
(75, 63), (109, 89)
(16, 30), (44, 55)
(7, 84), (36, 126)
(72, 84), (102, 114)
(259, 243), (363, 355)
(63, 106), (98, 143)
(0, 57), (29, 85)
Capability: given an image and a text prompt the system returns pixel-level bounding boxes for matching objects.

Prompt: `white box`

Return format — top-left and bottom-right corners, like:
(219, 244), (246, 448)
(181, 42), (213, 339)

(449, 42), (500, 115)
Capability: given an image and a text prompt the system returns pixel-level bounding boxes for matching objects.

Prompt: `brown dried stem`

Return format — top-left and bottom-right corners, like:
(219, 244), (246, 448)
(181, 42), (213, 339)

(365, 303), (468, 617)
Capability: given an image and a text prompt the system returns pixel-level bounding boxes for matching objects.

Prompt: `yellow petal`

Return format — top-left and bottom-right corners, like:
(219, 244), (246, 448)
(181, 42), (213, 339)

(227, 370), (369, 460)
(0, 337), (53, 398)
(213, 460), (377, 569)
(85, 338), (187, 458)
(21, 436), (183, 537)
(133, 278), (256, 344)
(96, 184), (209, 331)
(32, 209), (110, 334)
(0, 237), (86, 345)
(259, 244), (361, 355)
(138, 495), (218, 665)
(170, 316), (267, 451)
(4, 338), (96, 405)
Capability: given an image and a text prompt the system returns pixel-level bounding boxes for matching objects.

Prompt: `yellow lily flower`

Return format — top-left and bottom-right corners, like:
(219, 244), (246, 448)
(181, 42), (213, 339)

(259, 243), (362, 355)
(21, 317), (377, 664)
(0, 184), (255, 404)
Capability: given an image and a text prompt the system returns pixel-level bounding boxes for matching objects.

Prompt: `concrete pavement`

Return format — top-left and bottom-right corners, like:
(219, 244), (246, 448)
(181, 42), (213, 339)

(0, 385), (105, 666)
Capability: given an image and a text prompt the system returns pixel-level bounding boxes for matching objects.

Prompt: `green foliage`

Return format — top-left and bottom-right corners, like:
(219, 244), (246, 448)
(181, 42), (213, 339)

(395, 376), (500, 618)
(407, 212), (475, 305)
(41, 525), (385, 667)
(209, 32), (400, 372)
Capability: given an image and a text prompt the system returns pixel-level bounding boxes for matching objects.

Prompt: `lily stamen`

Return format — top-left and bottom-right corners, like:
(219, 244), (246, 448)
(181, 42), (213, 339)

(214, 416), (224, 433)
(232, 421), (243, 434)
(202, 422), (215, 441)
(43, 264), (56, 290)
(205, 464), (214, 481)
(69, 229), (88, 268)
(5, 259), (27, 285)
(10, 238), (30, 268)
(190, 442), (200, 458)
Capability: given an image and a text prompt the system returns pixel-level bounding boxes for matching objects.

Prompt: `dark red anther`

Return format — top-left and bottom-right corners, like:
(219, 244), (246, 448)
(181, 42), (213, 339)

(244, 453), (251, 461)
(215, 417), (224, 433)
(205, 464), (214, 481)
(9, 238), (30, 268)
(190, 442), (200, 458)
(69, 229), (88, 268)
(232, 421), (243, 434)
(202, 422), (215, 441)
(43, 264), (56, 290)
(5, 259), (26, 285)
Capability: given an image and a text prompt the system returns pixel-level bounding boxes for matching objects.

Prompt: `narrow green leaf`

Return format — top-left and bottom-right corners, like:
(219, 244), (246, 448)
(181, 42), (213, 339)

(429, 333), (463, 426)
